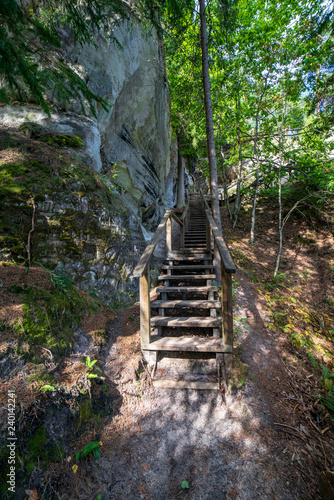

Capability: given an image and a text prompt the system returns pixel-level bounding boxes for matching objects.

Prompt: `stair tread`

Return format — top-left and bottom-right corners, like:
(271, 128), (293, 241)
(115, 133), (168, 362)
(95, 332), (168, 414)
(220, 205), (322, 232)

(158, 274), (216, 280)
(143, 336), (231, 352)
(156, 286), (218, 292)
(151, 300), (220, 308)
(167, 256), (213, 261)
(152, 380), (219, 390)
(151, 316), (222, 327)
(161, 265), (213, 270)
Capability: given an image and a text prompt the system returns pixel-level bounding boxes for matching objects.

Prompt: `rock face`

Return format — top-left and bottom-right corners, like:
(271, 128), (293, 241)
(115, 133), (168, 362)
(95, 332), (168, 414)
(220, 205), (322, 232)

(62, 18), (171, 230)
(0, 18), (171, 229)
(0, 12), (172, 301)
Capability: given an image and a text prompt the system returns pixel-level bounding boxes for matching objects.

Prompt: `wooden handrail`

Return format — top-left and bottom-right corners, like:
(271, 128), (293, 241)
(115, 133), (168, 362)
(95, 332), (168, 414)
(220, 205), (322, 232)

(133, 208), (172, 278)
(171, 212), (183, 226)
(205, 210), (236, 273)
(180, 202), (189, 222)
(199, 189), (236, 274)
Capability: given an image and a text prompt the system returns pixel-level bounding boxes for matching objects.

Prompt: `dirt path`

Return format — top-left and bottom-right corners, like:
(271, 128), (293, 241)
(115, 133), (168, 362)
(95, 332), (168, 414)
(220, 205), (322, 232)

(79, 272), (317, 500)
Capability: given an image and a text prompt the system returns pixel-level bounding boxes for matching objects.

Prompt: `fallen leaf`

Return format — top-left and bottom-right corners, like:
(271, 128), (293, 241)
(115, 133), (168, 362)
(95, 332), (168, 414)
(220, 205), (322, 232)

(142, 463), (150, 473)
(140, 483), (145, 494)
(72, 464), (78, 474)
(25, 490), (38, 500)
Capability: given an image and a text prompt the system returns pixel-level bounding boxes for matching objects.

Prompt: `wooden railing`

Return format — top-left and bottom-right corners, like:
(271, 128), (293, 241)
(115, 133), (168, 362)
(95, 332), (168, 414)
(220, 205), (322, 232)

(133, 207), (185, 347)
(199, 189), (236, 365)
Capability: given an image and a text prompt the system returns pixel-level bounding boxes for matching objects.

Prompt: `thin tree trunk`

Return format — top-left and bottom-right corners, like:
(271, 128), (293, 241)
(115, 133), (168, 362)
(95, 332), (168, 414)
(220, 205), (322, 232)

(250, 76), (268, 244)
(176, 134), (185, 208)
(220, 147), (232, 220)
(274, 75), (288, 277)
(250, 168), (259, 244)
(199, 0), (221, 285)
(233, 89), (242, 229)
(274, 161), (283, 277)
(199, 0), (221, 232)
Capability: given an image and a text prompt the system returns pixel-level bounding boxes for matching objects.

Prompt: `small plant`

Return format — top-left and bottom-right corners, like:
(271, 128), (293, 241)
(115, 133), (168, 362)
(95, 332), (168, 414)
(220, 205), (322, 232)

(85, 355), (98, 379)
(42, 385), (55, 392)
(181, 480), (189, 490)
(321, 365), (334, 392)
(291, 333), (301, 348)
(75, 441), (102, 461)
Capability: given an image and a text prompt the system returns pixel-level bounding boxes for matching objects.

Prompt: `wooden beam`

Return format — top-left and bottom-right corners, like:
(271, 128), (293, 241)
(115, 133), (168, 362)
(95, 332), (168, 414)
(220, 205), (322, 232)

(171, 212), (183, 227)
(205, 209), (236, 273)
(152, 380), (219, 390)
(139, 265), (151, 347)
(142, 335), (232, 352)
(133, 208), (172, 277)
(222, 265), (233, 368)
(166, 217), (172, 254)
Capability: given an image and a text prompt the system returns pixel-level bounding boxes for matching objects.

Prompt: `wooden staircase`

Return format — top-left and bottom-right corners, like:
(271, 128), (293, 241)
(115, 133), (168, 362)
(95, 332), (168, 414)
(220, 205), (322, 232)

(133, 192), (236, 391)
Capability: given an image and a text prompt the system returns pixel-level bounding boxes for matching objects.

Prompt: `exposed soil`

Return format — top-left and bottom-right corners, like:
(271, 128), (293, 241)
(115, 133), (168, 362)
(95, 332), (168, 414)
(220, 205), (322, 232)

(1, 196), (334, 500)
(41, 197), (333, 500)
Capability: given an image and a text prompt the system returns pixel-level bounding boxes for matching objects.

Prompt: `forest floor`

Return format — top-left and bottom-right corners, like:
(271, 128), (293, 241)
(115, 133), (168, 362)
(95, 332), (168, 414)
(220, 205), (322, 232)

(1, 196), (334, 499)
(53, 197), (334, 500)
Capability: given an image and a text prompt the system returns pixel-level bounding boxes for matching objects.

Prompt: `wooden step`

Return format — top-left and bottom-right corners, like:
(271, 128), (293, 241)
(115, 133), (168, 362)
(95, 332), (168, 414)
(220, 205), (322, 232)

(183, 244), (206, 247)
(150, 316), (222, 327)
(143, 336), (231, 352)
(152, 380), (219, 390)
(184, 238), (206, 241)
(156, 286), (218, 293)
(170, 249), (212, 254)
(158, 274), (216, 280)
(151, 300), (220, 309)
(167, 251), (212, 262)
(166, 252), (212, 265)
(185, 232), (206, 235)
(161, 265), (213, 270)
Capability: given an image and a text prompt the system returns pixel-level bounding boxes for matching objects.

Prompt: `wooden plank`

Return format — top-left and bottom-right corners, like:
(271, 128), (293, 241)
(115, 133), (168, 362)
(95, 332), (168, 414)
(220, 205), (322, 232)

(222, 265), (233, 369)
(156, 286), (218, 292)
(161, 265), (213, 270)
(150, 316), (222, 327)
(171, 212), (183, 226)
(158, 274), (216, 280)
(166, 217), (172, 254)
(143, 336), (232, 352)
(152, 380), (219, 390)
(133, 208), (172, 277)
(167, 255), (213, 261)
(180, 202), (189, 222)
(139, 265), (151, 347)
(151, 300), (221, 308)
(205, 209), (236, 273)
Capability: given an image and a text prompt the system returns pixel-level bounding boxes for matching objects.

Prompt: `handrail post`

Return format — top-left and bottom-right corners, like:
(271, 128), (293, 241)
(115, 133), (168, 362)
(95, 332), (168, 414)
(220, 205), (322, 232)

(140, 264), (151, 347)
(206, 217), (211, 251)
(221, 264), (233, 368)
(181, 215), (185, 248)
(166, 217), (172, 254)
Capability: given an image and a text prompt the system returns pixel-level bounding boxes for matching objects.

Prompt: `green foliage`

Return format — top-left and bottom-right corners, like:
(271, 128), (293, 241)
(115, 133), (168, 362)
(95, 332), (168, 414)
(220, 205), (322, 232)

(85, 355), (99, 379)
(0, 0), (131, 115)
(12, 269), (99, 361)
(75, 441), (102, 461)
(181, 480), (189, 490)
(42, 384), (55, 392)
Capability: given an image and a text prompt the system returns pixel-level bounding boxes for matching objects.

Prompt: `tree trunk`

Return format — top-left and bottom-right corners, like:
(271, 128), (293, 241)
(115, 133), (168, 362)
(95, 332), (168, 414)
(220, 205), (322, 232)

(250, 76), (268, 244)
(220, 147), (232, 221)
(199, 0), (221, 232)
(274, 75), (288, 277)
(250, 168), (259, 244)
(233, 89), (243, 229)
(176, 134), (185, 208)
